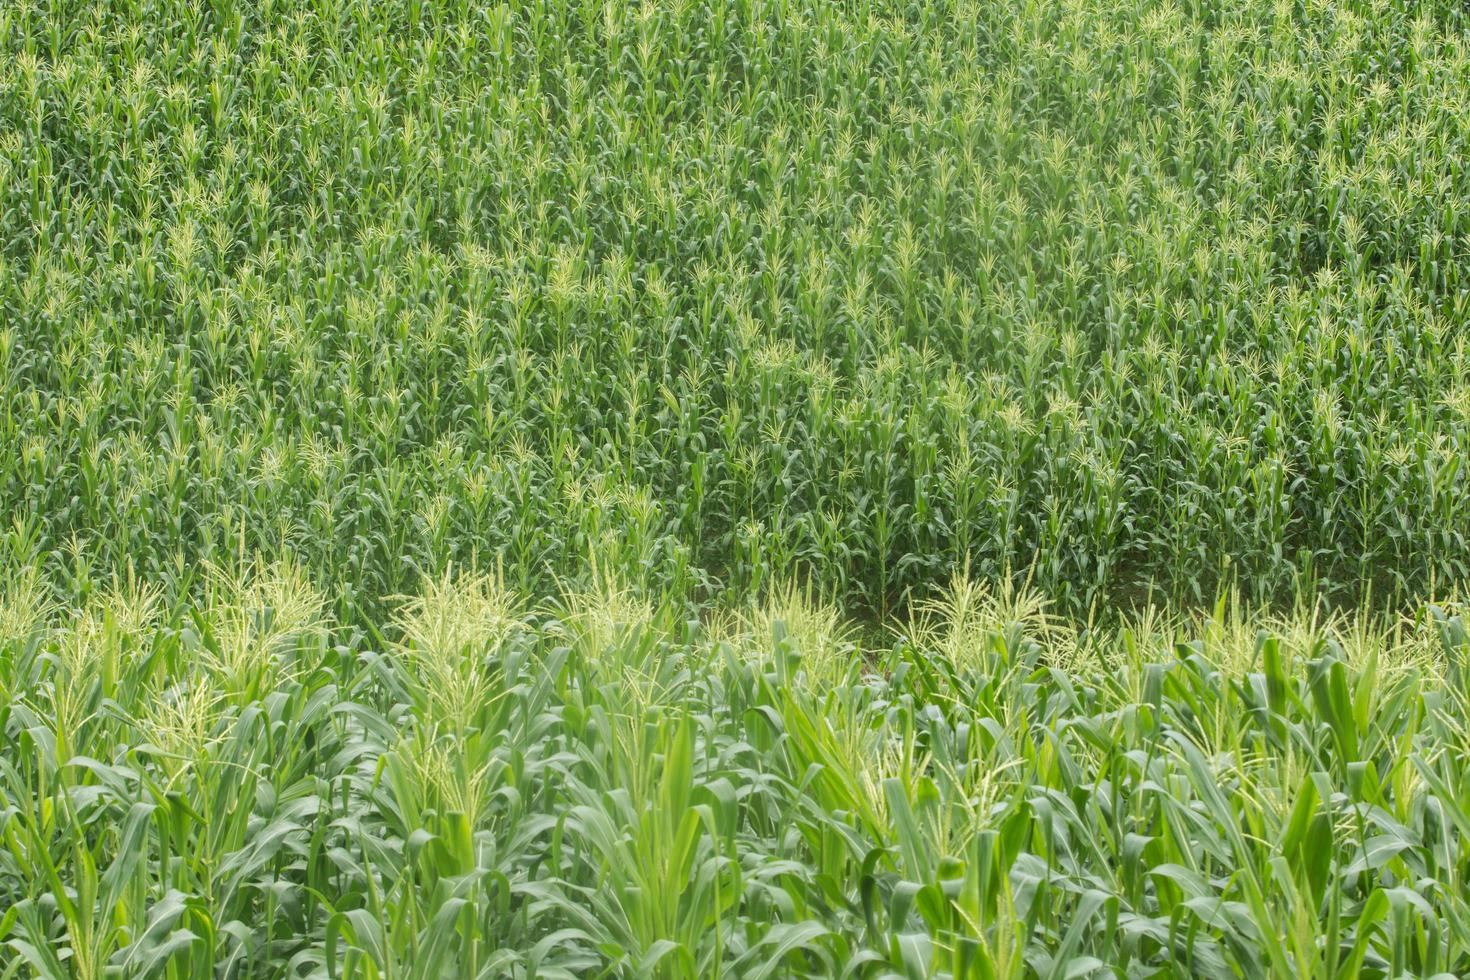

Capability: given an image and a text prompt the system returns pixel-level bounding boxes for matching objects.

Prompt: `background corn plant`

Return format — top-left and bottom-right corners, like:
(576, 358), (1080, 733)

(2, 0), (1469, 621)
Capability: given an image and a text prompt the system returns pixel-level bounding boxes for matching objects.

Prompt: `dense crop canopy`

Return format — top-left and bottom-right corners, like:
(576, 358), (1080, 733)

(2, 0), (1469, 619)
(4, 0), (1470, 975)
(2, 577), (1470, 977)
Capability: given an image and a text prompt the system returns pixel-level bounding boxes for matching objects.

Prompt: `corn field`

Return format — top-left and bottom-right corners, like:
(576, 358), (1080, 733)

(3, 0), (1470, 975)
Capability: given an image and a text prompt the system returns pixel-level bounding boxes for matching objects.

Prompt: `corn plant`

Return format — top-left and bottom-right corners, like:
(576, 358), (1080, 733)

(2, 574), (1469, 976)
(2, 0), (1469, 620)
(4, 0), (1470, 975)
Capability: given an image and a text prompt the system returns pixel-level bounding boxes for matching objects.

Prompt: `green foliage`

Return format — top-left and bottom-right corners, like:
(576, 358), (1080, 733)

(2, 578), (1470, 977)
(5, 0), (1470, 974)
(2, 0), (1469, 620)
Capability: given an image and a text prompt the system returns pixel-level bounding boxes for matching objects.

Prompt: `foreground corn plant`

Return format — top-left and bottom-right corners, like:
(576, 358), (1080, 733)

(2, 573), (1469, 977)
